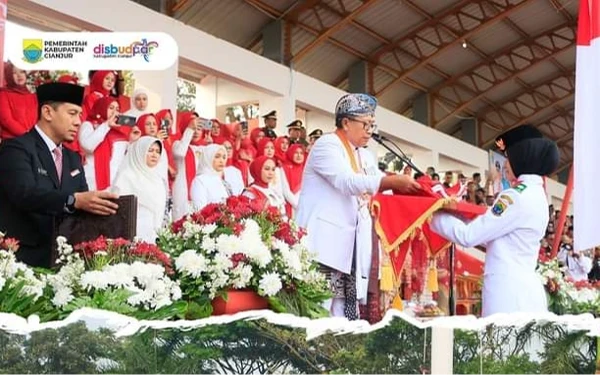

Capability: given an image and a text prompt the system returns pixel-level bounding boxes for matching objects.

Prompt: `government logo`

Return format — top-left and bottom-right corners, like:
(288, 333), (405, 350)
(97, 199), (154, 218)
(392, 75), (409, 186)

(23, 39), (43, 63)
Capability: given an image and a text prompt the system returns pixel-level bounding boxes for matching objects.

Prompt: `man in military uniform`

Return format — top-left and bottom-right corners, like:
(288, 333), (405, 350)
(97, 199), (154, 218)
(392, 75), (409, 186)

(308, 129), (323, 145)
(261, 110), (277, 139)
(287, 120), (305, 145)
(306, 128), (323, 152)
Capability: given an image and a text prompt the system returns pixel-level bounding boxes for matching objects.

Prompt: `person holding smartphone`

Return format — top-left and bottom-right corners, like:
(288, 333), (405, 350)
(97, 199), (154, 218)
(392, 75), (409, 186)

(79, 97), (133, 190)
(171, 111), (213, 220)
(136, 113), (169, 185)
(558, 236), (592, 281)
(155, 109), (177, 182)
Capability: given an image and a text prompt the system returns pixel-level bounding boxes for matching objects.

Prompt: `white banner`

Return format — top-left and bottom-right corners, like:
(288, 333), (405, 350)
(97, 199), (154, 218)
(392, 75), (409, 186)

(573, 0), (600, 251)
(7, 32), (178, 71)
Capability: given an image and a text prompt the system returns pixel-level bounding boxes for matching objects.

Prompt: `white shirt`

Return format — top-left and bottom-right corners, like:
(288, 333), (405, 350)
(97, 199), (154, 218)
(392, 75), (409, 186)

(558, 246), (593, 281)
(296, 133), (382, 273)
(224, 166), (244, 195)
(272, 166), (298, 209)
(78, 121), (127, 190)
(431, 174), (549, 317)
(35, 125), (58, 153)
(171, 128), (201, 221)
(190, 174), (230, 211)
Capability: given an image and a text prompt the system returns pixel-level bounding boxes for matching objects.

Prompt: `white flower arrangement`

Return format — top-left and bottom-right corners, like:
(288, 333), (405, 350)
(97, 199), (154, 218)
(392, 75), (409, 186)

(0, 250), (45, 300)
(537, 258), (600, 315)
(158, 195), (331, 319)
(170, 219), (321, 300)
(0, 233), (48, 318)
(42, 236), (185, 321)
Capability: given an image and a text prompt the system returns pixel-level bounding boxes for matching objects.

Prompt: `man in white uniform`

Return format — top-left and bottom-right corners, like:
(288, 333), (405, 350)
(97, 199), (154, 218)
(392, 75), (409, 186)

(431, 128), (560, 317)
(296, 93), (421, 320)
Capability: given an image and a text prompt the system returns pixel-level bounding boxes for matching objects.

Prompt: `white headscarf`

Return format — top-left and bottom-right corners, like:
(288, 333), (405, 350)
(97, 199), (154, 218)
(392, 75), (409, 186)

(196, 144), (226, 176)
(112, 136), (166, 230)
(124, 88), (149, 119)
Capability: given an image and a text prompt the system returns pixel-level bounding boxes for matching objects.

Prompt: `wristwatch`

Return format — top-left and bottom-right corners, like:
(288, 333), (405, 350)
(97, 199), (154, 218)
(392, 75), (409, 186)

(64, 194), (76, 214)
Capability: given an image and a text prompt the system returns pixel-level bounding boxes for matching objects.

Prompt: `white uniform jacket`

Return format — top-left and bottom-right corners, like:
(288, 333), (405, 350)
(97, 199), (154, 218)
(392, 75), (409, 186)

(431, 174), (549, 317)
(296, 133), (382, 274)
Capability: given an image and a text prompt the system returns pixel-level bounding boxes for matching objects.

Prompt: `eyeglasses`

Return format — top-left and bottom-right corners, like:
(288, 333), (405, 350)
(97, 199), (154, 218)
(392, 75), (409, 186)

(348, 117), (377, 132)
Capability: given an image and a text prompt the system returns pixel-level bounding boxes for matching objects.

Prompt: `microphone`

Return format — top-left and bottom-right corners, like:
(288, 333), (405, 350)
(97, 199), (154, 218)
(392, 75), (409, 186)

(371, 131), (423, 175)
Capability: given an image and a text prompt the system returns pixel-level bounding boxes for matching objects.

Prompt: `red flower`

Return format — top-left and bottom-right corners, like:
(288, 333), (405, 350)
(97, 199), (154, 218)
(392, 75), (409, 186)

(0, 237), (20, 252)
(230, 252), (247, 268)
(297, 227), (307, 241)
(129, 242), (173, 274)
(171, 217), (186, 234)
(200, 203), (221, 219)
(572, 279), (593, 290)
(546, 279), (559, 294)
(249, 198), (264, 213)
(265, 206), (282, 223)
(232, 222), (245, 236)
(73, 236), (173, 273)
(227, 195), (251, 208)
(190, 211), (205, 225)
(112, 238), (130, 247)
(274, 222), (298, 246)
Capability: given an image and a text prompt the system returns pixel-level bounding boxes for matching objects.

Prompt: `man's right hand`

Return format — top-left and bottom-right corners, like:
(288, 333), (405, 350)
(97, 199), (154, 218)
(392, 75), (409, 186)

(74, 191), (120, 215)
(381, 174), (421, 194)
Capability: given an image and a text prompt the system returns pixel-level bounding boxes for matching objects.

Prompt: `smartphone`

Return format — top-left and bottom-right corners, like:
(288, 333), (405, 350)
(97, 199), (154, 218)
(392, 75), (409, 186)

(240, 120), (248, 133)
(160, 119), (169, 132)
(116, 115), (137, 127)
(198, 119), (213, 130)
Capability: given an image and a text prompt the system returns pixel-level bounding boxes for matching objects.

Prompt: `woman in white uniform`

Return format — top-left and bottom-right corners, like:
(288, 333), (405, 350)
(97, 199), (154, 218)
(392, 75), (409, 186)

(430, 134), (559, 317)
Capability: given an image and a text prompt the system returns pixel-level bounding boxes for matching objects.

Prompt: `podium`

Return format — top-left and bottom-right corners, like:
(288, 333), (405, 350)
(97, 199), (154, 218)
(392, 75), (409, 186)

(370, 187), (486, 320)
(52, 195), (138, 263)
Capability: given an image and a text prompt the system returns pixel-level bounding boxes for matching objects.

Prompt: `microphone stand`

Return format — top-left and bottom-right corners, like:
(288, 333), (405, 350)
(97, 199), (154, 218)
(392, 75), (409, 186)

(449, 243), (456, 316)
(372, 132), (457, 317)
(371, 134), (424, 175)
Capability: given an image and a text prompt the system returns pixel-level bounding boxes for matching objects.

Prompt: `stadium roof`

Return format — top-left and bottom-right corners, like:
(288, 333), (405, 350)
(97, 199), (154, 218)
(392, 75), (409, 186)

(10, 0), (577, 173)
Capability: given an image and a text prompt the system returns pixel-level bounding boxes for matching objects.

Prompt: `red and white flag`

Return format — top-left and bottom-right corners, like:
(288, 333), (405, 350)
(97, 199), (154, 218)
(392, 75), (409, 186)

(573, 0), (600, 251)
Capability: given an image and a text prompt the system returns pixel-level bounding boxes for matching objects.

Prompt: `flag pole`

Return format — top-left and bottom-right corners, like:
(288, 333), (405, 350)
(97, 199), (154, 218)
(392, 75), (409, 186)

(448, 243), (456, 316)
(550, 165), (574, 258)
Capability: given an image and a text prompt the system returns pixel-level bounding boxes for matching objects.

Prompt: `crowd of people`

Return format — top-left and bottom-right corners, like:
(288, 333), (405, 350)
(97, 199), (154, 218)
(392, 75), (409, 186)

(0, 63), (591, 320)
(0, 64), (327, 248)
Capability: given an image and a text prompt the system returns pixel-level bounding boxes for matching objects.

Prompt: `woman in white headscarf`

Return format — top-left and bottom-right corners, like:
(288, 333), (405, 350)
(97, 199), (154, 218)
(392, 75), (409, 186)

(111, 136), (167, 243)
(124, 88), (149, 119)
(190, 144), (236, 211)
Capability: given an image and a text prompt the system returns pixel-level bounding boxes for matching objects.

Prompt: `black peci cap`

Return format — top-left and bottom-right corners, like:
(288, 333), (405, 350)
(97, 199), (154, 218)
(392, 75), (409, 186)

(36, 82), (85, 108)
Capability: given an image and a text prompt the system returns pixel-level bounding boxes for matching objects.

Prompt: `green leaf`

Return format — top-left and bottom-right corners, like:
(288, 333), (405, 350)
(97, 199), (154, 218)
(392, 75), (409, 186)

(134, 301), (188, 321)
(186, 299), (213, 320)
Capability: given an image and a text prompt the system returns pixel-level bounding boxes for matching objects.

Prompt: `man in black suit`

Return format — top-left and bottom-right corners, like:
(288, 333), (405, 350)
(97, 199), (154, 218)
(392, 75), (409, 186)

(0, 82), (119, 268)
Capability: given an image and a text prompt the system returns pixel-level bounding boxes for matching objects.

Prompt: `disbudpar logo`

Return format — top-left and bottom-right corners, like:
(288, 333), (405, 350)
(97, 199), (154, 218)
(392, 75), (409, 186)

(11, 32), (177, 71)
(93, 38), (159, 62)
